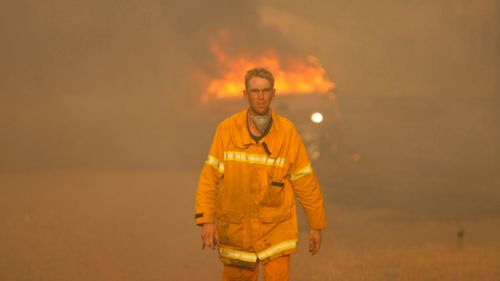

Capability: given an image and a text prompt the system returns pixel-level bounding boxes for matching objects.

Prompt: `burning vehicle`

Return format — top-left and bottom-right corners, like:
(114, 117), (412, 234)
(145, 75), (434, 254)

(198, 37), (340, 162)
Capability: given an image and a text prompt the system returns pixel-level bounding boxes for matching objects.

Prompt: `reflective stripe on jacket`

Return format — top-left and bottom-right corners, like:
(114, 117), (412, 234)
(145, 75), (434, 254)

(195, 109), (327, 265)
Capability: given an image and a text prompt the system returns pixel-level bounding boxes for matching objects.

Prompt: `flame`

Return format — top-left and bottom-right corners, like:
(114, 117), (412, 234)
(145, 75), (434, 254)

(203, 30), (335, 101)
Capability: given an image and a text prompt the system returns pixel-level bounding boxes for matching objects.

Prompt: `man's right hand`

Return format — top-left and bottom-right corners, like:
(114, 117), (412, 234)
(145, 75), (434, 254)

(201, 223), (218, 250)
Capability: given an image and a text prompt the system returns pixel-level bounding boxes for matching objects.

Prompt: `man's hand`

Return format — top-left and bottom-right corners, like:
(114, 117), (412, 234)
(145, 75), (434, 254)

(309, 229), (322, 255)
(201, 223), (218, 250)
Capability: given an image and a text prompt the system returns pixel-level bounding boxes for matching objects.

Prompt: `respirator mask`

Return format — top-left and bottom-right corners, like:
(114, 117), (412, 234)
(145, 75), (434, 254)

(252, 113), (271, 133)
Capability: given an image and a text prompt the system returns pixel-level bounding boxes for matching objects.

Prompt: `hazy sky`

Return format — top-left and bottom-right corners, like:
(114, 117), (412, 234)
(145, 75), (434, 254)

(0, 0), (498, 175)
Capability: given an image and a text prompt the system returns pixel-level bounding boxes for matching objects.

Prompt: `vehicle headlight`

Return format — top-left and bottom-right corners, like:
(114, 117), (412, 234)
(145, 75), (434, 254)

(310, 112), (323, 123)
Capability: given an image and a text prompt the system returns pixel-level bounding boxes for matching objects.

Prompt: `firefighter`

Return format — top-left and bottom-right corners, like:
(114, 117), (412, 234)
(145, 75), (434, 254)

(195, 67), (327, 281)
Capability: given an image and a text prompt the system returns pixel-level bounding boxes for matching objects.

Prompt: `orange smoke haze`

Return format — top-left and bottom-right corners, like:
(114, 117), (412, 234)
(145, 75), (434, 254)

(202, 29), (335, 101)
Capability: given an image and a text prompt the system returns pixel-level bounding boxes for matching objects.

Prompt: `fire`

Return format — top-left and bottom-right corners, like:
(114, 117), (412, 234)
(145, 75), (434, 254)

(203, 30), (335, 101)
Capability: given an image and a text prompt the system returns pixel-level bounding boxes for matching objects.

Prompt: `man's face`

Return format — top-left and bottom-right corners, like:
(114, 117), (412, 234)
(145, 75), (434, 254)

(243, 77), (275, 115)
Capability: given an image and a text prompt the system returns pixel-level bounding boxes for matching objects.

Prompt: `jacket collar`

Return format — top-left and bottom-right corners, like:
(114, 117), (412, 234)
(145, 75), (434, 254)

(235, 108), (278, 147)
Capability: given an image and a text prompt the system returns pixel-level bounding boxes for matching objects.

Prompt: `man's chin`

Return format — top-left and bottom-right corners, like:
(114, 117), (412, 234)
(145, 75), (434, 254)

(255, 110), (269, 116)
(250, 107), (269, 116)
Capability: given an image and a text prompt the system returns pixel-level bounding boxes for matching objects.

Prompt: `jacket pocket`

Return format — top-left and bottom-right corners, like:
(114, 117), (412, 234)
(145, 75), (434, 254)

(216, 210), (245, 247)
(260, 181), (285, 207)
(259, 207), (291, 223)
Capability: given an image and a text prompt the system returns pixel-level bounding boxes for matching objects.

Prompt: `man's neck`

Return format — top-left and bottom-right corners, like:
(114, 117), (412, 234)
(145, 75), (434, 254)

(247, 109), (270, 138)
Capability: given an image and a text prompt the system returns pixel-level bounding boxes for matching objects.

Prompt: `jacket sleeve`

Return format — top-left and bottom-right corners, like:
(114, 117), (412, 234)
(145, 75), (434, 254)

(288, 127), (327, 230)
(194, 125), (225, 225)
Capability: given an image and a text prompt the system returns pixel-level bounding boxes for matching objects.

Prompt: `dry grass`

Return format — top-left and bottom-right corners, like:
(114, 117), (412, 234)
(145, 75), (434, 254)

(292, 243), (500, 281)
(290, 205), (500, 281)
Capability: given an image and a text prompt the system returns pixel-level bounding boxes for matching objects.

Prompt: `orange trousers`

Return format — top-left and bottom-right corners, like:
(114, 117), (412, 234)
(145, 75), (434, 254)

(222, 255), (289, 281)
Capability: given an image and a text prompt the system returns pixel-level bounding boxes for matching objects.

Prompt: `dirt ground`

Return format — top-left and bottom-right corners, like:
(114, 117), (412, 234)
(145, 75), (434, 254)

(1, 170), (499, 280)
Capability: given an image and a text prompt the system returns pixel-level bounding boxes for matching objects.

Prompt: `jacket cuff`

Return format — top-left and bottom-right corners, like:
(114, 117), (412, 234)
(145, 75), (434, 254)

(307, 212), (327, 230)
(195, 213), (215, 226)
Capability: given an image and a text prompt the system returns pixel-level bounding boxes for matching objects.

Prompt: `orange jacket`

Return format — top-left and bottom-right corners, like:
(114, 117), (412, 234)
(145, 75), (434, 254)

(195, 109), (326, 267)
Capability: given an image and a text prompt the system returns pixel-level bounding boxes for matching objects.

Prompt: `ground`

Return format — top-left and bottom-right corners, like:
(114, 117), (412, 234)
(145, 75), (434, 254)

(1, 170), (499, 280)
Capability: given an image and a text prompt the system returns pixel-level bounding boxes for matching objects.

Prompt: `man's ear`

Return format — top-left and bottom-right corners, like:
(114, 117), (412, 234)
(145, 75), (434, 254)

(243, 90), (248, 98)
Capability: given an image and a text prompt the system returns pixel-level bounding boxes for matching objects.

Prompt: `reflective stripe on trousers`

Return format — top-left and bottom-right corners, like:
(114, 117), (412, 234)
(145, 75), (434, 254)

(218, 239), (297, 264)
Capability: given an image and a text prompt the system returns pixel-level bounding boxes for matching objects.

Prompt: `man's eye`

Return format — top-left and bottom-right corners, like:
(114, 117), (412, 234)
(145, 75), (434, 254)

(250, 89), (272, 94)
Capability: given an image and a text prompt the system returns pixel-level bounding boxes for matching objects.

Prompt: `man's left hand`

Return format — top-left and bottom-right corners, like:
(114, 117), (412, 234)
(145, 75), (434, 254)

(309, 229), (322, 255)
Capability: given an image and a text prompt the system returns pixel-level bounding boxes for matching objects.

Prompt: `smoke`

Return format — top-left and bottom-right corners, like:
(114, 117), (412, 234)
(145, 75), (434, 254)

(259, 0), (500, 98)
(0, 1), (184, 171)
(0, 0), (498, 176)
(0, 0), (296, 171)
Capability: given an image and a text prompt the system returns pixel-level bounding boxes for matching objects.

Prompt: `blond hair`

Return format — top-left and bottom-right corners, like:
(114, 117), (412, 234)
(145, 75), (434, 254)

(244, 67), (275, 89)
